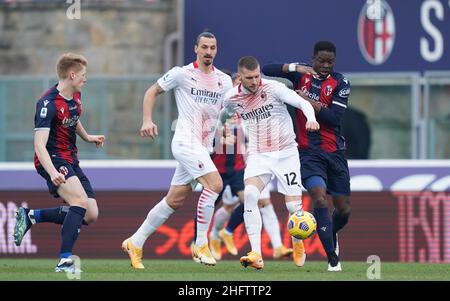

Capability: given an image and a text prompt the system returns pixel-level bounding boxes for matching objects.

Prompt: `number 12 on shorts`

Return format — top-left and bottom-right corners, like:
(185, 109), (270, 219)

(284, 172), (298, 186)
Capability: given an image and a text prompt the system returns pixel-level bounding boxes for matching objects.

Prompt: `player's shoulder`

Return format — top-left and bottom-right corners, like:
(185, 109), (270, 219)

(331, 72), (351, 98)
(331, 72), (350, 86)
(37, 86), (58, 104)
(213, 67), (231, 78)
(262, 78), (287, 90)
(225, 84), (239, 99)
(214, 68), (233, 87)
(168, 65), (186, 75)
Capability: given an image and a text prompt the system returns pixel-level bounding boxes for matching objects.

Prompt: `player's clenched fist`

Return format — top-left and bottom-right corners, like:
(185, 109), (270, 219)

(140, 120), (159, 139)
(50, 170), (66, 186)
(306, 121), (320, 132)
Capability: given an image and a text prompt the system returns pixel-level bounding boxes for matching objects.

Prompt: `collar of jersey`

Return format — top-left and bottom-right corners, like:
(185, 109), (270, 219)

(238, 79), (262, 94)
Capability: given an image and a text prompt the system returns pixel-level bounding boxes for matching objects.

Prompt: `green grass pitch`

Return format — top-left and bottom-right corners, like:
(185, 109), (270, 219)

(0, 259), (449, 281)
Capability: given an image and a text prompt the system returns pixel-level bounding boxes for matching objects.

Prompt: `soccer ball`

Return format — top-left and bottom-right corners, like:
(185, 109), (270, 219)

(287, 211), (317, 240)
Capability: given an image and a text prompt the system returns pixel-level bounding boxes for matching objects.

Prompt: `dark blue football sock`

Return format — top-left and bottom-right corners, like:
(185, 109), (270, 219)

(60, 206), (86, 259)
(34, 206), (69, 224)
(34, 206), (88, 225)
(332, 209), (350, 233)
(225, 202), (244, 233)
(313, 207), (335, 254)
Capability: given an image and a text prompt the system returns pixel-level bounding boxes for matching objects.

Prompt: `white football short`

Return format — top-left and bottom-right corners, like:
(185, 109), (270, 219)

(170, 140), (217, 186)
(244, 147), (302, 196)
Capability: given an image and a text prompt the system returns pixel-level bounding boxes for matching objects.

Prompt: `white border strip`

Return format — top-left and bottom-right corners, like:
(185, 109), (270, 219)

(0, 160), (179, 170)
(0, 159), (450, 171)
(348, 160), (450, 167)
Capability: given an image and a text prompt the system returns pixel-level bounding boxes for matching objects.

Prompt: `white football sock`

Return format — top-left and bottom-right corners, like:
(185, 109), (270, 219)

(196, 188), (219, 246)
(243, 185), (262, 255)
(286, 200), (304, 244)
(131, 197), (175, 248)
(260, 204), (282, 249)
(211, 206), (231, 239)
(286, 200), (303, 214)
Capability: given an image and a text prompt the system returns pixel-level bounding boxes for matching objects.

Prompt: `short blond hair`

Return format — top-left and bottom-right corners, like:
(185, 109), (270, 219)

(56, 53), (88, 79)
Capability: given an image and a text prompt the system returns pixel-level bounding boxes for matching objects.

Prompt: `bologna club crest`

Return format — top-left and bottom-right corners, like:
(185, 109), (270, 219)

(358, 0), (395, 65)
(59, 166), (69, 176)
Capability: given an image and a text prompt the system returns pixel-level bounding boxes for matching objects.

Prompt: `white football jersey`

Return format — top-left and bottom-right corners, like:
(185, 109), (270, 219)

(158, 62), (233, 151)
(223, 78), (316, 154)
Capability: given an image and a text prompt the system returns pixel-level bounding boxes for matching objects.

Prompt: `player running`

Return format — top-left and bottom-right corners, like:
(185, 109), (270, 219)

(262, 41), (351, 271)
(122, 32), (233, 268)
(14, 53), (104, 273)
(219, 56), (319, 269)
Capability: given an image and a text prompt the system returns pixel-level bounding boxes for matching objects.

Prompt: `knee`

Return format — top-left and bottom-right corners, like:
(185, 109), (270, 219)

(258, 198), (270, 208)
(244, 185), (260, 206)
(313, 198), (328, 208)
(84, 215), (98, 225)
(73, 196), (88, 209)
(166, 195), (184, 210)
(84, 209), (98, 225)
(334, 197), (351, 215)
(223, 204), (234, 213)
(208, 181), (223, 194)
(336, 203), (351, 215)
(309, 188), (327, 208)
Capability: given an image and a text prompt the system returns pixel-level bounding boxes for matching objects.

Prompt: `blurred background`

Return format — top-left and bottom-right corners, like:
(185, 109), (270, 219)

(0, 0), (449, 264)
(0, 0), (449, 161)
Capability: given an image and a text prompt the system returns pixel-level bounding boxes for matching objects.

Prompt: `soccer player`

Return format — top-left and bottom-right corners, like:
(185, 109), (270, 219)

(262, 41), (351, 271)
(122, 32), (233, 268)
(13, 53), (105, 272)
(219, 56), (319, 270)
(208, 116), (292, 261)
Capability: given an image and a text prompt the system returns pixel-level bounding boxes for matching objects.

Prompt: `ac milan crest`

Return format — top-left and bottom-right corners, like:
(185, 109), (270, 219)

(198, 161), (204, 170)
(358, 0), (395, 65)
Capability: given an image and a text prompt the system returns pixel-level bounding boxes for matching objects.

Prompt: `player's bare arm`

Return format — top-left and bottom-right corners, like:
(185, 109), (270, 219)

(281, 63), (317, 75)
(140, 83), (165, 139)
(34, 130), (66, 186)
(76, 121), (105, 148)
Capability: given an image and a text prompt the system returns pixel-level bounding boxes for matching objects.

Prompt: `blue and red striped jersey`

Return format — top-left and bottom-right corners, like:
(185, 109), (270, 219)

(34, 85), (82, 167)
(262, 64), (350, 153)
(211, 118), (246, 176)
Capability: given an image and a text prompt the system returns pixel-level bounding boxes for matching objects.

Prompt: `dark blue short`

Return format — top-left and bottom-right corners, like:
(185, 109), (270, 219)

(36, 158), (95, 199)
(299, 149), (350, 196)
(221, 169), (245, 197)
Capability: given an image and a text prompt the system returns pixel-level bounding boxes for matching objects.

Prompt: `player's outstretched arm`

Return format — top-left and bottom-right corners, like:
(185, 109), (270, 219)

(262, 63), (316, 81)
(140, 83), (164, 139)
(278, 86), (319, 132)
(76, 121), (105, 148)
(34, 130), (66, 186)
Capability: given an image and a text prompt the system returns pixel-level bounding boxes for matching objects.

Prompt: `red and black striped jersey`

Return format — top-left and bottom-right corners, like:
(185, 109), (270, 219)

(262, 64), (350, 153)
(211, 117), (246, 176)
(34, 85), (82, 167)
